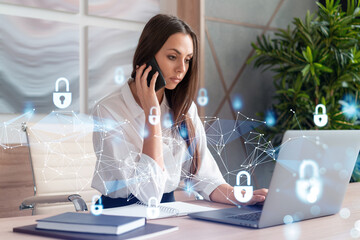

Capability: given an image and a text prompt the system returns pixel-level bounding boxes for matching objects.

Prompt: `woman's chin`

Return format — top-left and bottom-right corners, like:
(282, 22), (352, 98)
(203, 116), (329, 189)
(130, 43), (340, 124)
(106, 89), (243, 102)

(165, 83), (179, 90)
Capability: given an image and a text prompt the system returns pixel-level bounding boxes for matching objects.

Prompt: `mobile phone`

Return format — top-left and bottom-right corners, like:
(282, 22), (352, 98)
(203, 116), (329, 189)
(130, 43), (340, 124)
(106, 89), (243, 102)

(136, 57), (166, 92)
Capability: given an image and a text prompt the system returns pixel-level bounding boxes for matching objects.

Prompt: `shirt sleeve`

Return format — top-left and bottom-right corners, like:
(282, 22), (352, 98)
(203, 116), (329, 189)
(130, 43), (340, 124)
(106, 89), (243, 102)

(187, 103), (227, 201)
(91, 103), (169, 205)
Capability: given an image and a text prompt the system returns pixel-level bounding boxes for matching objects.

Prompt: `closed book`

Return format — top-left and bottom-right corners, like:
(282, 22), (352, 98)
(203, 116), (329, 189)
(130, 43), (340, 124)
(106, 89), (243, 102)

(36, 212), (145, 235)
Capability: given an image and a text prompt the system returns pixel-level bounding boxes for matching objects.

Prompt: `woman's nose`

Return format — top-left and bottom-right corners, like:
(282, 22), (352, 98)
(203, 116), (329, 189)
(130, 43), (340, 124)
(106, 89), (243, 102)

(176, 60), (186, 73)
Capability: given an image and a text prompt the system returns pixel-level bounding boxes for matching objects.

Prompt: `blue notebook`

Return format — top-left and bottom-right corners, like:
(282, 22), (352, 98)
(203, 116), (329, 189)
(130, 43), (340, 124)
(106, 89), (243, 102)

(14, 223), (178, 240)
(36, 212), (145, 235)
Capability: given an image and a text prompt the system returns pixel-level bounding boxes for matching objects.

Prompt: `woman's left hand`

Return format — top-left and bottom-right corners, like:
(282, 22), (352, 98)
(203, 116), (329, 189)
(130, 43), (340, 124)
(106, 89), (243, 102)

(244, 188), (268, 205)
(210, 184), (268, 206)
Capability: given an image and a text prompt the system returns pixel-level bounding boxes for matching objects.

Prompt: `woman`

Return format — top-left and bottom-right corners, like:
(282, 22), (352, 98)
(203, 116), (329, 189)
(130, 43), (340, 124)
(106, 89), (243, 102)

(91, 14), (267, 208)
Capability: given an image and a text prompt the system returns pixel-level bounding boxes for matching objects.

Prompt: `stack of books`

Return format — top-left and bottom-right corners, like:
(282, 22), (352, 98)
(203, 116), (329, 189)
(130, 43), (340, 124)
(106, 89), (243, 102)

(13, 212), (178, 239)
(14, 201), (214, 239)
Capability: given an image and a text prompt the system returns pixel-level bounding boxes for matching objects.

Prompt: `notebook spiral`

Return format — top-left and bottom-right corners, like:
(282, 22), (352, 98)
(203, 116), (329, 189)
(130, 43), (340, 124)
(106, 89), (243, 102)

(135, 201), (180, 215)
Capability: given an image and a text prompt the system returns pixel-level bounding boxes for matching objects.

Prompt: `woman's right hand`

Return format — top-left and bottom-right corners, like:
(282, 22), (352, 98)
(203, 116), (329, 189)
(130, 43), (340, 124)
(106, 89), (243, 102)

(135, 64), (164, 170)
(134, 64), (160, 117)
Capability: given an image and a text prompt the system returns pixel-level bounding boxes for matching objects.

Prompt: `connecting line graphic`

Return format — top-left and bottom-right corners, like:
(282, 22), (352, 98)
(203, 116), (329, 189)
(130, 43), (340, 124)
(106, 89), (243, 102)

(178, 112), (275, 207)
(92, 108), (280, 205)
(0, 110), (98, 195)
(284, 108), (328, 147)
(204, 113), (275, 170)
(290, 109), (306, 137)
(2, 103), (356, 211)
(1, 109), (277, 207)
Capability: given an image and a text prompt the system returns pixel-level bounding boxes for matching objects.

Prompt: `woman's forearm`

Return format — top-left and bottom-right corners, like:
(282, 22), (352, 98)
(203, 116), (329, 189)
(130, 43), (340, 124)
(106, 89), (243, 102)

(142, 118), (164, 170)
(209, 184), (237, 204)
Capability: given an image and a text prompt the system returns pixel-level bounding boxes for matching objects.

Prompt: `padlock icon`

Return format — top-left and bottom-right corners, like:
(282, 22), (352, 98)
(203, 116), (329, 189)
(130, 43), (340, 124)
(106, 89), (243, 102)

(53, 77), (72, 109)
(234, 170), (253, 203)
(197, 88), (209, 107)
(313, 104), (328, 127)
(114, 67), (125, 85)
(296, 159), (322, 204)
(148, 107), (160, 125)
(90, 195), (103, 216)
(146, 197), (160, 219)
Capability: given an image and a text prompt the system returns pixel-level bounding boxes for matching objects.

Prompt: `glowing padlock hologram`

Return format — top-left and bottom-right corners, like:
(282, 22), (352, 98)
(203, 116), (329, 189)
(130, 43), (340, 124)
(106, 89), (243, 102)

(313, 104), (328, 127)
(234, 170), (253, 203)
(146, 197), (160, 219)
(90, 195), (103, 216)
(296, 159), (322, 204)
(148, 107), (160, 125)
(197, 88), (209, 107)
(114, 67), (125, 85)
(53, 77), (72, 109)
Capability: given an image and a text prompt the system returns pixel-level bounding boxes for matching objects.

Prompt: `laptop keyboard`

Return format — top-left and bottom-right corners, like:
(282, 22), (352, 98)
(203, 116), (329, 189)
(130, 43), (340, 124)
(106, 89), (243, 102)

(227, 212), (261, 221)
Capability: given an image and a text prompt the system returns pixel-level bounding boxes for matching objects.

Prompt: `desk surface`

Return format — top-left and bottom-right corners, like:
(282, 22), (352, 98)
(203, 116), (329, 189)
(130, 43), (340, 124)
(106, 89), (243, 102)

(2, 182), (360, 240)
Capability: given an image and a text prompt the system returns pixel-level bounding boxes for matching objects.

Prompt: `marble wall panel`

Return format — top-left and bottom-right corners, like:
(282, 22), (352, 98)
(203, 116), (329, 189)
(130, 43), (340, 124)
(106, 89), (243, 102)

(88, 26), (141, 111)
(88, 0), (159, 22)
(0, 15), (79, 113)
(0, 0), (78, 13)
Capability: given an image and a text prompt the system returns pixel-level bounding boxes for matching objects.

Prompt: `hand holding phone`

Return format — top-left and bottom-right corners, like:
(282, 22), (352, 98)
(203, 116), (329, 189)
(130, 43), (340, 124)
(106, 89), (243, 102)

(135, 57), (166, 92)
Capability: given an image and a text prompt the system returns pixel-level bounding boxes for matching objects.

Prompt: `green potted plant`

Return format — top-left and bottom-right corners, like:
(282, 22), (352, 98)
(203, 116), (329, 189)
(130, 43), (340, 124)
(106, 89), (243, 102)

(248, 0), (360, 181)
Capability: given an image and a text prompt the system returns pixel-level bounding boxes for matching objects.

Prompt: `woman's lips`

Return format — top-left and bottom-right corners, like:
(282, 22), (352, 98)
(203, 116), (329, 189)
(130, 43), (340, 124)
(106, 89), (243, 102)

(169, 77), (181, 83)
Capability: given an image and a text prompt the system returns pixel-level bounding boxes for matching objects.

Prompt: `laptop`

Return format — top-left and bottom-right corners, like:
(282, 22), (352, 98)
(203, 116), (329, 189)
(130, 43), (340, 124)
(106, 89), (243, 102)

(188, 130), (360, 228)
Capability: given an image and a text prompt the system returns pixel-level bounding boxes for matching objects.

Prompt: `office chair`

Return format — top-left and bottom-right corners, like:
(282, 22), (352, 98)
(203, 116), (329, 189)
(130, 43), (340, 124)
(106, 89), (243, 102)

(19, 118), (100, 215)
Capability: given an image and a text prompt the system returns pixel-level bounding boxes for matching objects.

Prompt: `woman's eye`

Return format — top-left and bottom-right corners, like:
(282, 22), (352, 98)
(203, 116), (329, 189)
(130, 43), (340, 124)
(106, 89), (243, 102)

(185, 59), (191, 64)
(168, 55), (176, 60)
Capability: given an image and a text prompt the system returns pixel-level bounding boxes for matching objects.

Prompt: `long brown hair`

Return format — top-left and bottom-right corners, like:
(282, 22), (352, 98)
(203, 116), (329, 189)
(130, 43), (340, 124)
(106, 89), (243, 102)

(131, 14), (200, 175)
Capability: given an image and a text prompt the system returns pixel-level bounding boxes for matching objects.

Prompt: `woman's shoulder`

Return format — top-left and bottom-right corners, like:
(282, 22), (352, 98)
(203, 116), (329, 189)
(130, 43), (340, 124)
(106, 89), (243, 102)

(95, 83), (129, 107)
(92, 82), (129, 116)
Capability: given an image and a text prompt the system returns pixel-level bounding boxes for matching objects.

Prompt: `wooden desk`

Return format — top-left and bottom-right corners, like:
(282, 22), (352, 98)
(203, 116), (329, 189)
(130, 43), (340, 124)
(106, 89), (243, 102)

(2, 182), (360, 240)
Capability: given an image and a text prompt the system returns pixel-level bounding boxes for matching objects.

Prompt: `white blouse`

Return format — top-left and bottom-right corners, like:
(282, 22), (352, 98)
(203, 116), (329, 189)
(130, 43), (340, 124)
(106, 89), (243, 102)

(91, 80), (226, 204)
